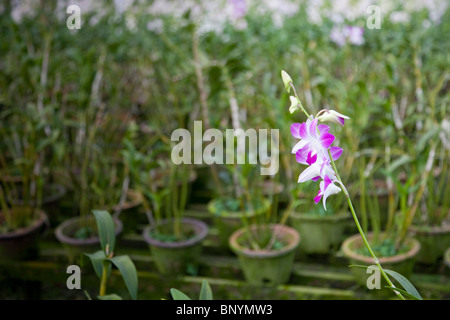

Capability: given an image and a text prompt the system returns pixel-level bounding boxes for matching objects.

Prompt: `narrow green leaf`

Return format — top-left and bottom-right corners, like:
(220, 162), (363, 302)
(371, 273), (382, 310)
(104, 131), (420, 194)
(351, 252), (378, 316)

(386, 155), (412, 174)
(170, 288), (191, 300)
(415, 127), (438, 153)
(108, 255), (138, 300)
(97, 294), (123, 300)
(199, 280), (213, 300)
(384, 269), (423, 300)
(92, 210), (116, 255)
(348, 264), (371, 270)
(383, 286), (421, 300)
(85, 250), (108, 279)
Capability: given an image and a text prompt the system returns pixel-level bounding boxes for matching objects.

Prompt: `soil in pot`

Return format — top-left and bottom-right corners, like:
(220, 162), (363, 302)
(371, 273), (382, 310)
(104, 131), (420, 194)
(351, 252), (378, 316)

(229, 224), (300, 286)
(0, 209), (48, 260)
(55, 215), (123, 265)
(289, 209), (351, 256)
(208, 198), (270, 250)
(341, 232), (420, 296)
(410, 220), (450, 265)
(142, 217), (209, 275)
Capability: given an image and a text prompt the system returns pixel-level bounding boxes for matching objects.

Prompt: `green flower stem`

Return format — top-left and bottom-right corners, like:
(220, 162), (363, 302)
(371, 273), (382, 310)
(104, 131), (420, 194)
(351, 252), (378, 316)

(289, 83), (311, 119)
(327, 149), (405, 300)
(99, 260), (109, 297)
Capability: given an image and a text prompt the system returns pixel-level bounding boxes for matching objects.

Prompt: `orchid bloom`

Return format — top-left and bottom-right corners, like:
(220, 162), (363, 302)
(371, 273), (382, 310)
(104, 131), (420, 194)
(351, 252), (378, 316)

(314, 175), (342, 211)
(316, 109), (350, 126)
(290, 116), (345, 210)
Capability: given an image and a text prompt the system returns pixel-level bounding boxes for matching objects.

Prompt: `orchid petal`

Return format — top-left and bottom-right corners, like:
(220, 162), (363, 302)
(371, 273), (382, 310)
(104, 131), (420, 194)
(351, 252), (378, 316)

(299, 122), (308, 140)
(309, 119), (318, 137)
(314, 192), (322, 204)
(306, 151), (317, 165)
(295, 146), (309, 164)
(320, 132), (335, 149)
(292, 140), (308, 154)
(318, 124), (329, 133)
(298, 164), (321, 183)
(330, 147), (343, 161)
(290, 123), (301, 139)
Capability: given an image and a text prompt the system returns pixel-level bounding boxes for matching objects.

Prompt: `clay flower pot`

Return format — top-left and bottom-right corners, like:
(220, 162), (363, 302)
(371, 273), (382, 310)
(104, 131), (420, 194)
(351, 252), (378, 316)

(289, 211), (351, 255)
(229, 224), (300, 286)
(208, 198), (270, 249)
(55, 215), (123, 265)
(409, 221), (450, 265)
(341, 233), (420, 287)
(0, 210), (48, 260)
(142, 217), (209, 275)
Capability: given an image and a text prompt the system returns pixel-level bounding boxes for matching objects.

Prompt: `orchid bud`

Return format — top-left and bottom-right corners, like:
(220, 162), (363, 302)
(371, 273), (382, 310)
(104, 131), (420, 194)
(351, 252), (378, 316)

(316, 109), (350, 126)
(281, 70), (293, 93)
(289, 96), (299, 114)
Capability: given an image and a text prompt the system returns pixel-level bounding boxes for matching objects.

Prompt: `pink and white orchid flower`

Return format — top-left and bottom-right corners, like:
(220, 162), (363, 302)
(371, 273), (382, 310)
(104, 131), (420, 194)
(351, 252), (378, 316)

(291, 116), (345, 211)
(314, 176), (342, 211)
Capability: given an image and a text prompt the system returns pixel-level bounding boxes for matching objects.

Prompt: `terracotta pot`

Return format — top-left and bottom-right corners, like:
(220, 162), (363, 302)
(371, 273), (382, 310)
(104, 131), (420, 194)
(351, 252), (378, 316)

(208, 198), (270, 249)
(229, 224), (300, 286)
(289, 211), (351, 255)
(341, 233), (420, 289)
(0, 210), (48, 260)
(55, 215), (123, 265)
(409, 221), (450, 264)
(142, 218), (209, 275)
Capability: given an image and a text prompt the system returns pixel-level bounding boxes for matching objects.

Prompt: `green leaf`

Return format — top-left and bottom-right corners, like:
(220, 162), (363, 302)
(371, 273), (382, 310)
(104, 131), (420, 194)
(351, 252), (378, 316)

(384, 269), (423, 300)
(108, 255), (138, 300)
(97, 294), (123, 300)
(415, 127), (438, 154)
(386, 154), (412, 174)
(85, 250), (108, 279)
(170, 288), (191, 300)
(383, 286), (421, 300)
(199, 280), (213, 300)
(92, 210), (116, 255)
(349, 264), (372, 270)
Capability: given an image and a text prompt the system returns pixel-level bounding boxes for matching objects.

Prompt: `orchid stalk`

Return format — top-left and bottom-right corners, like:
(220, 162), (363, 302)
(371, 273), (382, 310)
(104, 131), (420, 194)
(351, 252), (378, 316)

(282, 70), (406, 300)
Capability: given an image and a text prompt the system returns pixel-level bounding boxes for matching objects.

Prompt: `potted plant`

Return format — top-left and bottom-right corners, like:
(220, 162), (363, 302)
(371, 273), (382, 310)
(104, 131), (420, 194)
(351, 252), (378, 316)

(54, 157), (125, 265)
(122, 129), (207, 276)
(282, 70), (422, 299)
(0, 105), (56, 260)
(223, 158), (300, 286)
(207, 163), (273, 250)
(54, 83), (125, 264)
(141, 163), (208, 276)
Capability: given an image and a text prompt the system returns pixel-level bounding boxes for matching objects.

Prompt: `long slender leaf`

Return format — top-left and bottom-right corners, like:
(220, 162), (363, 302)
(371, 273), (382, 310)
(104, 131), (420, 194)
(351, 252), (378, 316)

(108, 255), (138, 300)
(92, 210), (116, 255)
(85, 250), (108, 279)
(97, 294), (123, 300)
(383, 286), (421, 300)
(170, 288), (191, 300)
(199, 280), (213, 300)
(384, 269), (423, 300)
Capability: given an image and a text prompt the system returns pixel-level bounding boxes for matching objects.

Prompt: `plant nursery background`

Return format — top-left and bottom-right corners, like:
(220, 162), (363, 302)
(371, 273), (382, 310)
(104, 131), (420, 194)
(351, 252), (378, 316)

(0, 0), (449, 300)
